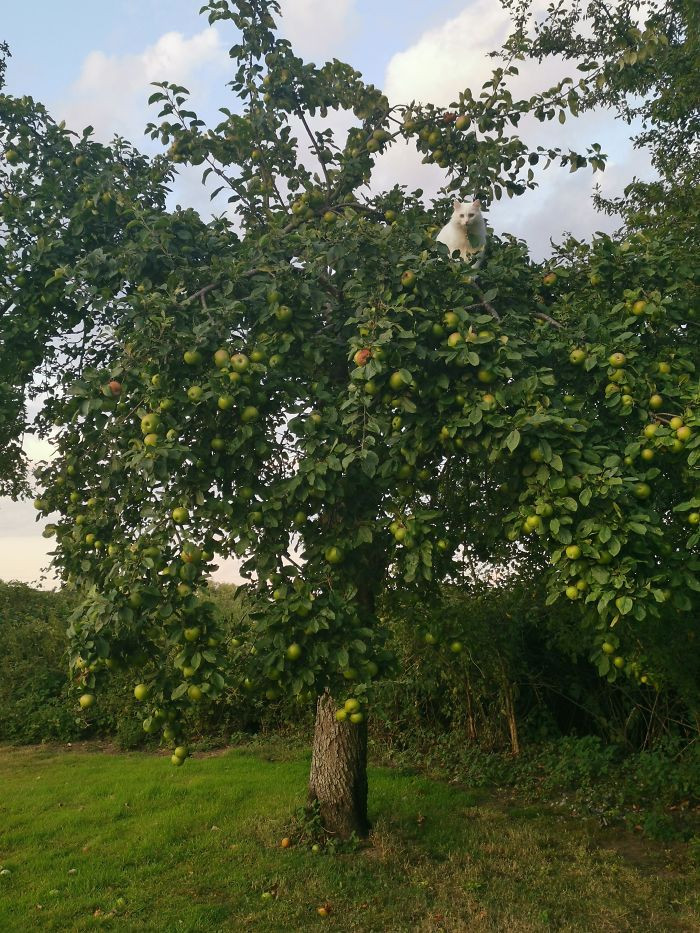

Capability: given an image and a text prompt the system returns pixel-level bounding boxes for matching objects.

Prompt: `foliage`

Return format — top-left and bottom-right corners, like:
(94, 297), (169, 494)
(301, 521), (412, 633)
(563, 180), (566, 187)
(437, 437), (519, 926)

(501, 0), (700, 232)
(0, 582), (76, 742)
(0, 581), (262, 746)
(0, 0), (697, 800)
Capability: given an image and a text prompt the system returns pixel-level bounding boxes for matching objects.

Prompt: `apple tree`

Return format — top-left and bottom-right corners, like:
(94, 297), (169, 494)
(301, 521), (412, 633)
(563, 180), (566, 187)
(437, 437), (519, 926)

(4, 0), (699, 837)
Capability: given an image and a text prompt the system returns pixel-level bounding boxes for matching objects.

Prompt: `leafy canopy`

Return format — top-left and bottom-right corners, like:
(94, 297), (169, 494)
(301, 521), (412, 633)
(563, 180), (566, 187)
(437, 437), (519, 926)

(0, 0), (698, 736)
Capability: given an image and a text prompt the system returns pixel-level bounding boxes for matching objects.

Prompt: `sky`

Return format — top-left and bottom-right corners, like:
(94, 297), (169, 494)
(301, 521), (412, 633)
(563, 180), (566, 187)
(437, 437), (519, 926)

(0, 0), (652, 587)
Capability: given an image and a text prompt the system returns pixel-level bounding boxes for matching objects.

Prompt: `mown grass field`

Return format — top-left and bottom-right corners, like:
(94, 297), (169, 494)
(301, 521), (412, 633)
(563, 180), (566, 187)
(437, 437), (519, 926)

(0, 743), (698, 932)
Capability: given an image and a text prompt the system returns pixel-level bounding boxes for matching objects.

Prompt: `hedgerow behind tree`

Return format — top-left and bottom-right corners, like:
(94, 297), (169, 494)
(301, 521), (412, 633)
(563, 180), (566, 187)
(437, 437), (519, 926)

(1, 0), (698, 837)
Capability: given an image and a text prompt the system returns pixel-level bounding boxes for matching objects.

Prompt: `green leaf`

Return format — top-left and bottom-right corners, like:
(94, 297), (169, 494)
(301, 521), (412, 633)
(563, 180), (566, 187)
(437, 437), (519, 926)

(505, 429), (521, 452)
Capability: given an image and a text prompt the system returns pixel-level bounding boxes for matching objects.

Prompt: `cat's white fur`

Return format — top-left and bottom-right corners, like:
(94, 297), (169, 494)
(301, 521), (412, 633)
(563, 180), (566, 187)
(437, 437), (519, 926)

(436, 199), (486, 262)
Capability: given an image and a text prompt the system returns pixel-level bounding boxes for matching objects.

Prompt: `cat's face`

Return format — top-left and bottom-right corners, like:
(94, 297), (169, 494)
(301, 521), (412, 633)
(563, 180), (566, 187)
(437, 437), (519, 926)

(452, 199), (482, 227)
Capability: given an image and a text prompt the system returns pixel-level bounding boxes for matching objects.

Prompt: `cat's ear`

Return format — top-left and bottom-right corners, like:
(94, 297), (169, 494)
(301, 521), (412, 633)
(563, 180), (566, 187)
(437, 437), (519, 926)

(473, 199), (481, 210)
(452, 199), (461, 212)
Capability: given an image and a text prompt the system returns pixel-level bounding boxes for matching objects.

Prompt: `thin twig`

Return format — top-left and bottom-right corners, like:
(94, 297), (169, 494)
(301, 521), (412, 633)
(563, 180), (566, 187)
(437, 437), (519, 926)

(295, 97), (331, 193)
(473, 285), (500, 322)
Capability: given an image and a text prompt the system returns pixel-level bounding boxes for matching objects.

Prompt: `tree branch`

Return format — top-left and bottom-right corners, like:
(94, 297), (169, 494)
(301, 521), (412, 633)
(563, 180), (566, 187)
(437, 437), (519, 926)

(294, 97), (331, 193)
(473, 285), (500, 322)
(534, 310), (563, 329)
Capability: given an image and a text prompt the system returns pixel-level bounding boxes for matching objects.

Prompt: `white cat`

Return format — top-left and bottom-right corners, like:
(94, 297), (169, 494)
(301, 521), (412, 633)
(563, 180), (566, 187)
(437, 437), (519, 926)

(436, 199), (486, 263)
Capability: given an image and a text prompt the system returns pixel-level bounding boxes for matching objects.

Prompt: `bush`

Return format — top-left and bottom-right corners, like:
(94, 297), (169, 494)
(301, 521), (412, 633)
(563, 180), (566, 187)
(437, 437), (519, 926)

(0, 582), (77, 743)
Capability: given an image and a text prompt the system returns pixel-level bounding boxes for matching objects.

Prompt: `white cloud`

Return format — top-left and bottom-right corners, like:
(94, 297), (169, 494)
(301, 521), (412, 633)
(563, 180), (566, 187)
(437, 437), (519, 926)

(277, 0), (358, 58)
(385, 0), (519, 107)
(377, 1), (654, 258)
(0, 497), (57, 588)
(59, 28), (229, 143)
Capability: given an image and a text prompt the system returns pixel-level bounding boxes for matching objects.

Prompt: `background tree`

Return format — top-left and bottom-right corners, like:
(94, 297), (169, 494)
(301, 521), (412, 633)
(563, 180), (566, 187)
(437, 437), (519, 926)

(2, 0), (698, 838)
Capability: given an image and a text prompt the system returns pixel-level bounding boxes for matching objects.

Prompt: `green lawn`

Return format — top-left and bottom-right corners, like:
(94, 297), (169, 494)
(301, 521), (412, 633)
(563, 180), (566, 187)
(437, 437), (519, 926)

(0, 743), (697, 932)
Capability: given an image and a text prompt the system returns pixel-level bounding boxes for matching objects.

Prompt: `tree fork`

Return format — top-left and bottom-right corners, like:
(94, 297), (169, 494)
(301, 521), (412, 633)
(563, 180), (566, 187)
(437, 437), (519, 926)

(307, 690), (369, 840)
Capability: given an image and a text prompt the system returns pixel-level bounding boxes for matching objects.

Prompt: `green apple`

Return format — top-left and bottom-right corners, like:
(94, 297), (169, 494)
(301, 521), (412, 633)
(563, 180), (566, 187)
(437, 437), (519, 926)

(569, 349), (586, 365)
(183, 350), (202, 366)
(140, 413), (160, 434)
(324, 546), (344, 565)
(172, 507), (189, 524)
(450, 641), (463, 654)
(230, 353), (249, 373)
(79, 693), (95, 709)
(184, 626), (200, 642)
(275, 305), (293, 323)
(565, 545), (581, 560)
(608, 352), (626, 368)
(344, 698), (360, 714)
(213, 348), (230, 369)
(602, 642), (615, 655)
(187, 385), (203, 401)
(187, 685), (203, 702)
(286, 643), (303, 661)
(133, 683), (149, 701)
(241, 406), (259, 423)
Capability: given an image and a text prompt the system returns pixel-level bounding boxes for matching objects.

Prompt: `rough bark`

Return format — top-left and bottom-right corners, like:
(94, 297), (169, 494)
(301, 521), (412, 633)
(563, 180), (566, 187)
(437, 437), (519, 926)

(307, 690), (369, 839)
(465, 668), (478, 742)
(502, 677), (521, 756)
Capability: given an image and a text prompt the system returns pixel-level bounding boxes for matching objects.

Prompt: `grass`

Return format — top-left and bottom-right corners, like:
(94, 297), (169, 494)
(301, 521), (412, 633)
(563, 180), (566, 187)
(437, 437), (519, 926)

(0, 743), (698, 932)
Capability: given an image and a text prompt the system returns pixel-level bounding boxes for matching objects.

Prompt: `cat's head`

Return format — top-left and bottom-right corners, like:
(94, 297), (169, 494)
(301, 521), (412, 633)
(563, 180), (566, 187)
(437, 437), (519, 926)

(452, 199), (482, 227)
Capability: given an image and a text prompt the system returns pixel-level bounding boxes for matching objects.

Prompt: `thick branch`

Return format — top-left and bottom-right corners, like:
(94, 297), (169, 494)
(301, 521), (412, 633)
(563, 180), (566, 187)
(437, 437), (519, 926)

(534, 310), (563, 329)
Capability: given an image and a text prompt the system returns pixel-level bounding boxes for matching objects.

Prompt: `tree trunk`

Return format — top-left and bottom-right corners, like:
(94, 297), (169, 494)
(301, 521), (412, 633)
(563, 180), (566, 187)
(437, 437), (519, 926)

(502, 676), (521, 756)
(465, 668), (478, 742)
(308, 690), (369, 839)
